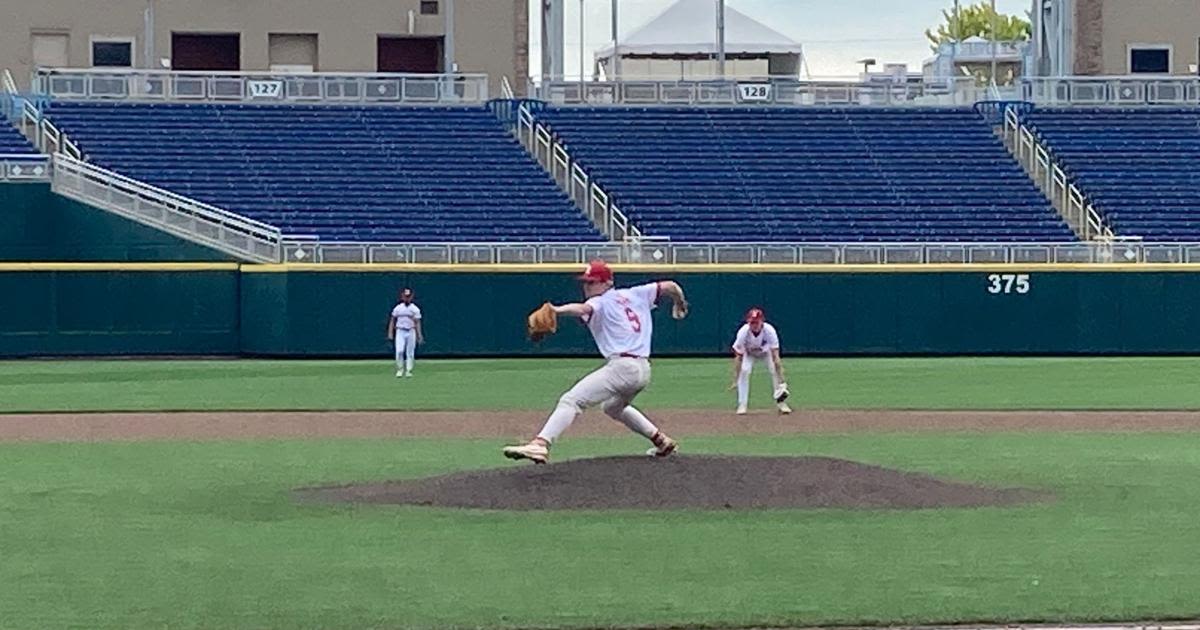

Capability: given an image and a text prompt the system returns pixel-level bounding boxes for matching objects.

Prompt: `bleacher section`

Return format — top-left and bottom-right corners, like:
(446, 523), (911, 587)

(537, 107), (1075, 242)
(1026, 108), (1200, 242)
(0, 124), (38, 156)
(43, 102), (603, 242)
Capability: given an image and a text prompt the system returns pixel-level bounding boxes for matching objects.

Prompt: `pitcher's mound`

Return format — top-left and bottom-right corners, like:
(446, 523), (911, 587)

(296, 455), (1047, 511)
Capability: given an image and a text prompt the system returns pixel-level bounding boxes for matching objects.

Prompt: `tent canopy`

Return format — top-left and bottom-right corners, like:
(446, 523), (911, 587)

(596, 0), (804, 60)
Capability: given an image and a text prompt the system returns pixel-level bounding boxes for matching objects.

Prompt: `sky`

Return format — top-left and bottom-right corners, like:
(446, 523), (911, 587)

(528, 0), (1032, 79)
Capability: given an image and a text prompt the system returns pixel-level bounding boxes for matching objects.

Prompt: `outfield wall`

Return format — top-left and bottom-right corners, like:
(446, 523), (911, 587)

(3, 264), (1200, 357)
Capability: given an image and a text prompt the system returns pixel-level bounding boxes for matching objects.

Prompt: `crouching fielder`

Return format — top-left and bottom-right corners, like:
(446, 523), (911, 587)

(730, 308), (791, 415)
(504, 260), (688, 464)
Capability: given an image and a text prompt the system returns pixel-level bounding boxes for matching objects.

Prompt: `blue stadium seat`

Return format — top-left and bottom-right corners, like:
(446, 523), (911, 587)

(42, 102), (604, 243)
(0, 124), (39, 156)
(535, 106), (1075, 242)
(1026, 108), (1200, 242)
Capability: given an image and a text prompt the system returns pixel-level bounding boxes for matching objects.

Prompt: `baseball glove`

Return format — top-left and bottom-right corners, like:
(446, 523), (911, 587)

(527, 302), (558, 342)
(773, 382), (791, 404)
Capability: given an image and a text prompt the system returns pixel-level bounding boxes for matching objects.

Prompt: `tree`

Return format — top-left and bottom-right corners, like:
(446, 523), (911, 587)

(925, 2), (1032, 52)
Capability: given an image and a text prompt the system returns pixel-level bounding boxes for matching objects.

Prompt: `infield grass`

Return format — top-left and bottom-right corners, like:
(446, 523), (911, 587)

(2, 433), (1199, 629)
(4, 356), (1200, 412)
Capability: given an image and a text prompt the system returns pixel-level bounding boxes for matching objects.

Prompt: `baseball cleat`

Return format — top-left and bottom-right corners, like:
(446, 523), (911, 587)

(503, 440), (549, 464)
(646, 432), (677, 458)
(736, 404), (748, 415)
(395, 370), (404, 378)
(777, 402), (793, 415)
(404, 372), (413, 378)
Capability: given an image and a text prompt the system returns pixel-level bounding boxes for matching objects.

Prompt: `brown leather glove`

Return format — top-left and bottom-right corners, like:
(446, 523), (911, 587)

(527, 302), (558, 342)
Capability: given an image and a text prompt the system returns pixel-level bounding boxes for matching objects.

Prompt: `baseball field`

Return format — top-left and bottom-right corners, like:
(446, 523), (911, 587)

(3, 356), (1200, 629)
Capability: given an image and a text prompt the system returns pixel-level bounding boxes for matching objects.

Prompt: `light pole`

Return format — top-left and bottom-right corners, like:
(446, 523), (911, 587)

(946, 0), (961, 86)
(611, 0), (620, 80)
(143, 0), (156, 69)
(444, 0), (456, 73)
(990, 0), (999, 86)
(579, 0), (586, 81)
(716, 0), (726, 78)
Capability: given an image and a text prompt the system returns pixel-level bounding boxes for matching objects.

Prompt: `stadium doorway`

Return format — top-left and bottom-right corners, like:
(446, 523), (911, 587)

(377, 36), (443, 73)
(171, 33), (240, 71)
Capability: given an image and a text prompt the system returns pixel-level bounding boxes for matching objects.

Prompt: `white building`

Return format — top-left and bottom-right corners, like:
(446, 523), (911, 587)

(922, 36), (1029, 85)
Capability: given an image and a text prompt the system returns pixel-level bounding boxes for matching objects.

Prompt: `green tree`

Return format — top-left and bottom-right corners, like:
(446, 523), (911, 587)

(925, 1), (1032, 52)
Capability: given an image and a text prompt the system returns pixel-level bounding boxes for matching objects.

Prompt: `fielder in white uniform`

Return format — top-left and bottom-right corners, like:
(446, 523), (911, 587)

(731, 308), (792, 415)
(386, 288), (423, 378)
(503, 259), (689, 464)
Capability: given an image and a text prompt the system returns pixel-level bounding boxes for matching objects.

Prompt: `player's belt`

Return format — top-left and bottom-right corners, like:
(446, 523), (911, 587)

(617, 353), (647, 360)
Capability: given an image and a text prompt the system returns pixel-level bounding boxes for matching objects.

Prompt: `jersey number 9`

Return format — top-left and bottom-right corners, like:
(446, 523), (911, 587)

(624, 307), (642, 332)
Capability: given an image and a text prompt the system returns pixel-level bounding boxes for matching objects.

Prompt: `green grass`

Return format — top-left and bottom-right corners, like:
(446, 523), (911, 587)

(5, 357), (1200, 412)
(2, 433), (1200, 629)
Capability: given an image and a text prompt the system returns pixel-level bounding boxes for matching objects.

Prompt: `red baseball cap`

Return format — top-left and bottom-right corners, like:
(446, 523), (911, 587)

(745, 308), (765, 323)
(579, 259), (614, 283)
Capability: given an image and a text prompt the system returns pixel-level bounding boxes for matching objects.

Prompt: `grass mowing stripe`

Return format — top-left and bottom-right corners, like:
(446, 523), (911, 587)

(5, 357), (1200, 412)
(1, 433), (1198, 629)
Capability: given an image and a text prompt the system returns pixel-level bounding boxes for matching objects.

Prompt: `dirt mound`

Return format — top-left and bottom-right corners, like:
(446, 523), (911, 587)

(296, 455), (1047, 511)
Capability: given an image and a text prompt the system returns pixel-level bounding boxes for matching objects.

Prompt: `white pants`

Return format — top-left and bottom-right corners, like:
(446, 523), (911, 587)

(737, 353), (783, 407)
(394, 329), (417, 373)
(537, 357), (660, 443)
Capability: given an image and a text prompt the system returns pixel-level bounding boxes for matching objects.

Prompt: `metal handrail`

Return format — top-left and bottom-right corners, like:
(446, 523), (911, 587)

(1022, 76), (1200, 106)
(531, 74), (1200, 108)
(2, 68), (19, 123)
(1003, 107), (1112, 241)
(516, 101), (641, 241)
(52, 153), (283, 263)
(500, 76), (515, 100)
(18, 99), (42, 147)
(34, 68), (490, 105)
(277, 239), (1186, 265)
(35, 118), (81, 160)
(533, 76), (982, 107)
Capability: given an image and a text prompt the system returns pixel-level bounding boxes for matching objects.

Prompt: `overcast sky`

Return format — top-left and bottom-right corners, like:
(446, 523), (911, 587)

(529, 0), (1033, 79)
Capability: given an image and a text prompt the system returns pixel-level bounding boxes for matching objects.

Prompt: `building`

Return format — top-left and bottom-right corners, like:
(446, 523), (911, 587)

(1032, 0), (1200, 76)
(923, 37), (1029, 85)
(0, 0), (527, 94)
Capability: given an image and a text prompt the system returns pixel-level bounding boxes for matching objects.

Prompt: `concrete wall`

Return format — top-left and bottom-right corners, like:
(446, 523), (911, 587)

(1, 0), (526, 94)
(1076, 0), (1200, 75)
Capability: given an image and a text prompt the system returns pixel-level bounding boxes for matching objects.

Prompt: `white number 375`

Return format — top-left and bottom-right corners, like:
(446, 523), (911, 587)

(987, 274), (1031, 294)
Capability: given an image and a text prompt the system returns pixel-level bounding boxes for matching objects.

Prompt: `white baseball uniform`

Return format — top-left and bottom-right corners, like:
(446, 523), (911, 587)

(536, 282), (663, 443)
(732, 322), (784, 408)
(391, 302), (422, 375)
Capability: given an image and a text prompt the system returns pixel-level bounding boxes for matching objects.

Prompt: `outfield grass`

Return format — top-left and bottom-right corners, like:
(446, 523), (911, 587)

(2, 433), (1199, 629)
(4, 357), (1200, 412)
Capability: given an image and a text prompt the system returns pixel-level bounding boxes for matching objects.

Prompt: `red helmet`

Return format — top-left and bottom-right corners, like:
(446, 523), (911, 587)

(578, 259), (614, 283)
(745, 308), (765, 323)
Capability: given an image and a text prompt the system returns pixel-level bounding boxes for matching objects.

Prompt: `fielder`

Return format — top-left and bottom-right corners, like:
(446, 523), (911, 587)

(730, 308), (792, 415)
(386, 288), (423, 378)
(504, 259), (689, 464)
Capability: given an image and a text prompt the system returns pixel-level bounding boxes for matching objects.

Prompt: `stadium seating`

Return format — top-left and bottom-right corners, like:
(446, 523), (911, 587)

(1025, 108), (1200, 242)
(43, 102), (603, 242)
(0, 124), (39, 156)
(536, 107), (1076, 242)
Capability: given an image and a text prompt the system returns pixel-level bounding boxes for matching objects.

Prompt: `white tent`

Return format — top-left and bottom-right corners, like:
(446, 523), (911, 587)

(595, 0), (803, 79)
